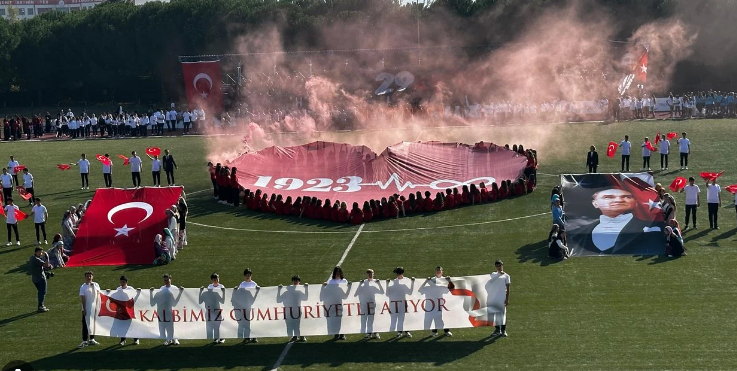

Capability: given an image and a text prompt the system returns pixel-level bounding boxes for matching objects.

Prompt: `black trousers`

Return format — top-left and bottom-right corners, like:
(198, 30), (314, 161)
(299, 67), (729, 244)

(2, 187), (12, 203)
(680, 153), (689, 167)
(588, 165), (597, 173)
(212, 178), (218, 197)
(26, 187), (34, 204)
(642, 156), (650, 169)
(12, 174), (18, 186)
(132, 172), (141, 187)
(166, 170), (175, 185)
(104, 173), (112, 187)
(685, 204), (697, 227)
(82, 314), (95, 341)
(621, 155), (630, 172)
(6, 223), (19, 242)
(660, 154), (669, 169)
(152, 171), (161, 186)
(81, 173), (89, 188)
(35, 222), (47, 241)
(232, 187), (240, 207)
(708, 202), (719, 228)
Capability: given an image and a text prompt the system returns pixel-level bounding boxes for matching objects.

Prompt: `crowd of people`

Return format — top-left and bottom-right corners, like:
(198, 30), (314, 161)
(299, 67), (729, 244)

(208, 145), (537, 224)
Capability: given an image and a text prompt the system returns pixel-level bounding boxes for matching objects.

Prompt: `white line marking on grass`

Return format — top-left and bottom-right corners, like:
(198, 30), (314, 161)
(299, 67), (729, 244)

(270, 223), (365, 371)
(536, 172), (559, 177)
(414, 129), (424, 141)
(189, 212), (549, 234)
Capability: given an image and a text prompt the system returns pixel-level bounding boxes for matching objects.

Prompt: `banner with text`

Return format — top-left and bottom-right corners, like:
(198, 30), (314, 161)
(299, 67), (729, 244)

(87, 274), (508, 339)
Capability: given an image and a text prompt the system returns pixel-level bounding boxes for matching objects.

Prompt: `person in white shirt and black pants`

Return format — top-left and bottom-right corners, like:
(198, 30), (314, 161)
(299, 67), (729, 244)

(1, 168), (14, 204)
(129, 151), (143, 188)
(8, 156), (19, 186)
(4, 198), (20, 246)
(682, 177), (700, 229)
(678, 132), (691, 170)
(30, 197), (48, 245)
(659, 134), (670, 170)
(641, 137), (652, 171)
(706, 179), (721, 229)
(620, 135), (631, 172)
(22, 168), (34, 206)
(79, 271), (101, 348)
(147, 154), (162, 187)
(102, 154), (113, 188)
(74, 154), (91, 190)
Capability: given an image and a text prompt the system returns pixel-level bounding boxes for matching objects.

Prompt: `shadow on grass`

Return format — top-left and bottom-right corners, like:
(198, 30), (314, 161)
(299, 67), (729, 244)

(5, 261), (31, 275)
(711, 227), (737, 242)
(515, 239), (561, 266)
(30, 339), (493, 370)
(0, 311), (39, 327)
(683, 228), (710, 243)
(0, 246), (26, 256)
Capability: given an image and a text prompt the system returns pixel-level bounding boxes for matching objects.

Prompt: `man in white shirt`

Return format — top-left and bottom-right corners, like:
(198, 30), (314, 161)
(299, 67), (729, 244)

(152, 273), (183, 346)
(30, 197), (48, 245)
(1, 168), (14, 204)
(620, 135), (631, 172)
(156, 110), (166, 136)
(114, 275), (140, 346)
(74, 154), (91, 189)
(8, 155), (19, 186)
(235, 268), (260, 343)
(706, 179), (721, 229)
(129, 151), (143, 188)
(678, 132), (691, 170)
(420, 266), (453, 337)
(682, 177), (700, 230)
(167, 109), (177, 133)
(22, 168), (35, 206)
(147, 154), (162, 187)
(79, 271), (101, 348)
(490, 260), (511, 337)
(641, 137), (652, 171)
(4, 197), (20, 246)
(182, 110), (191, 134)
(658, 134), (670, 170)
(140, 115), (149, 138)
(202, 273), (226, 344)
(102, 154), (113, 188)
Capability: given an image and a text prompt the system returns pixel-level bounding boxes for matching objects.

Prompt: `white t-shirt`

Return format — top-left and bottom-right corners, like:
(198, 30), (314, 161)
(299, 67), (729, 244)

(678, 138), (690, 153)
(129, 156), (142, 172)
(659, 140), (669, 154)
(78, 159), (90, 173)
(327, 278), (348, 285)
(238, 280), (258, 289)
(0, 174), (12, 188)
(684, 184), (700, 205)
(207, 283), (225, 290)
(620, 141), (631, 156)
(4, 204), (18, 224)
(152, 159), (161, 172)
(707, 184), (721, 203)
(23, 173), (33, 188)
(32, 204), (47, 223)
(641, 142), (651, 157)
(79, 282), (101, 312)
(488, 271), (510, 310)
(8, 160), (19, 173)
(183, 112), (191, 123)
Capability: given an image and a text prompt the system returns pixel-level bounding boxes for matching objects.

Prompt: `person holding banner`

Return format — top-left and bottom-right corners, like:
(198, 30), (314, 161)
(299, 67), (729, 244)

(420, 266), (453, 337)
(116, 276), (140, 346)
(323, 266), (350, 340)
(200, 273), (226, 344)
(489, 260), (510, 337)
(678, 132), (691, 170)
(8, 155), (19, 186)
(235, 268), (260, 343)
(620, 135), (631, 172)
(355, 269), (384, 339)
(387, 267), (414, 338)
(4, 198), (21, 246)
(79, 271), (101, 348)
(706, 179), (721, 230)
(73, 154), (91, 190)
(278, 275), (308, 343)
(151, 274), (183, 346)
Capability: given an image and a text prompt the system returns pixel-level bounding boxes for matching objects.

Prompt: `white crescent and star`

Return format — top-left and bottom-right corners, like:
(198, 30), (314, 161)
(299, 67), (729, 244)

(640, 64), (647, 73)
(108, 202), (154, 238)
(193, 73), (213, 99)
(105, 295), (116, 313)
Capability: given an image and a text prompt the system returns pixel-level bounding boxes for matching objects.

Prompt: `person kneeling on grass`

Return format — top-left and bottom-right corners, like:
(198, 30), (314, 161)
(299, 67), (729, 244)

(665, 226), (686, 258)
(153, 234), (171, 265)
(548, 224), (570, 260)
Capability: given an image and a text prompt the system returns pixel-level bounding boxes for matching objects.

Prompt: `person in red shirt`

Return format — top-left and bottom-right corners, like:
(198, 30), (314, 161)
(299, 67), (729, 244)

(217, 168), (230, 204)
(283, 196), (293, 215)
(349, 202), (363, 225)
(506, 180), (514, 197)
(423, 191), (434, 211)
(444, 189), (455, 209)
(452, 188), (461, 206)
(480, 182), (489, 202)
(230, 167), (241, 207)
(526, 174), (536, 193)
(489, 182), (499, 202)
(513, 178), (526, 196)
(399, 196), (408, 217)
(461, 185), (471, 205)
(470, 184), (481, 204)
(498, 181), (509, 200)
(274, 195), (284, 215)
(208, 162), (218, 198)
(433, 192), (445, 211)
(309, 199), (321, 219)
(370, 200), (380, 218)
(257, 193), (267, 212)
(322, 199), (332, 220)
(338, 202), (350, 223)
(331, 201), (340, 222)
(291, 197), (302, 216)
(362, 201), (373, 222)
(250, 190), (261, 210)
(415, 191), (424, 212)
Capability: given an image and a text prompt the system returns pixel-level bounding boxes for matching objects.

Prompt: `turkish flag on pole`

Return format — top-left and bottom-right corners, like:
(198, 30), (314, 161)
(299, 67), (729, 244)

(99, 293), (136, 320)
(654, 132), (661, 145)
(700, 171), (724, 182)
(66, 187), (183, 266)
(634, 51), (648, 82)
(725, 185), (737, 194)
(646, 141), (656, 151)
(145, 147), (161, 157)
(181, 61), (223, 113)
(667, 132), (678, 140)
(606, 141), (619, 158)
(669, 176), (687, 192)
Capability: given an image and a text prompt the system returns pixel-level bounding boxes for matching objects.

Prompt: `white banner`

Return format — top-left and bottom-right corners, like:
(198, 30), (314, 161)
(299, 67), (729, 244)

(87, 274), (508, 339)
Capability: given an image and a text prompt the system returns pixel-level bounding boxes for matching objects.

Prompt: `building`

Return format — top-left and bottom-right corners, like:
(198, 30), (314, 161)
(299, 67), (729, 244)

(0, 0), (106, 20)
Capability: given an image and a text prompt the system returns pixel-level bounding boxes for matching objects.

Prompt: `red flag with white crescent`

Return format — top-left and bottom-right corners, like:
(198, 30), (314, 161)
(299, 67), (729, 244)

(634, 51), (648, 82)
(725, 185), (737, 194)
(606, 141), (618, 158)
(700, 171), (724, 182)
(145, 147), (161, 157)
(181, 61), (223, 113)
(646, 141), (656, 151)
(654, 132), (661, 145)
(99, 293), (136, 320)
(667, 132), (678, 140)
(669, 176), (687, 192)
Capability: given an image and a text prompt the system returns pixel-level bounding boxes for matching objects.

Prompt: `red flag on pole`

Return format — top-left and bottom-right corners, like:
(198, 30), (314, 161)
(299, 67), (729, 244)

(606, 141), (618, 158)
(634, 51), (648, 82)
(654, 132), (661, 145)
(646, 141), (656, 151)
(666, 132), (678, 140)
(700, 171), (724, 182)
(725, 185), (737, 194)
(181, 61), (223, 113)
(669, 176), (687, 192)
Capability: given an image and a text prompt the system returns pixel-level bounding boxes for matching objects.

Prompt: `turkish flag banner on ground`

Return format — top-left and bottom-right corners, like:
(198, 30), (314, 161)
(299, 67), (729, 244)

(145, 147), (161, 157)
(13, 165), (25, 174)
(669, 176), (687, 192)
(667, 132), (678, 140)
(66, 187), (183, 266)
(654, 132), (661, 145)
(607, 141), (618, 158)
(57, 164), (71, 171)
(118, 155), (130, 165)
(0, 198), (28, 221)
(634, 51), (648, 82)
(700, 171), (724, 182)
(725, 185), (737, 194)
(181, 61), (223, 113)
(99, 293), (136, 320)
(646, 141), (656, 151)
(15, 186), (32, 200)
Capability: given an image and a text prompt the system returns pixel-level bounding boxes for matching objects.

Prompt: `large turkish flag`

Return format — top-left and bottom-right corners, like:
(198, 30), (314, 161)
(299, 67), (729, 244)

(66, 187), (183, 267)
(181, 60), (223, 113)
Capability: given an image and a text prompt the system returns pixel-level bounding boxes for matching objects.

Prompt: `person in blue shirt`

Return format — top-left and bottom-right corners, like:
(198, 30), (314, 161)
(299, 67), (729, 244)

(551, 198), (566, 245)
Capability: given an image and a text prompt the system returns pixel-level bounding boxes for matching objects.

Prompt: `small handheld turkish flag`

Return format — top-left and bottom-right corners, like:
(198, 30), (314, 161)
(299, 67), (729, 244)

(100, 157), (112, 166)
(95, 154), (105, 162)
(606, 141), (618, 158)
(0, 197), (28, 221)
(654, 132), (661, 145)
(700, 171), (724, 182)
(13, 165), (25, 174)
(99, 293), (136, 320)
(15, 186), (32, 201)
(57, 164), (71, 171)
(118, 155), (130, 165)
(725, 185), (737, 194)
(669, 176), (687, 192)
(667, 132), (678, 140)
(646, 141), (656, 151)
(145, 147), (161, 157)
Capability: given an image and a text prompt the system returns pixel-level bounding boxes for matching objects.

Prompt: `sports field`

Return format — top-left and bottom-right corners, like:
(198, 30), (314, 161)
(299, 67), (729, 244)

(1, 119), (736, 371)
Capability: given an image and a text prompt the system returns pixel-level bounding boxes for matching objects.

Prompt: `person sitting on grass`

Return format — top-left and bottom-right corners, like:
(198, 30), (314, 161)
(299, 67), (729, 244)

(665, 226), (686, 258)
(47, 234), (71, 268)
(548, 224), (570, 260)
(362, 201), (373, 222)
(153, 234), (171, 265)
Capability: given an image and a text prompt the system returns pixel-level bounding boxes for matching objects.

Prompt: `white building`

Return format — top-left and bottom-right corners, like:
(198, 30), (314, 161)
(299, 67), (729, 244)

(0, 0), (105, 20)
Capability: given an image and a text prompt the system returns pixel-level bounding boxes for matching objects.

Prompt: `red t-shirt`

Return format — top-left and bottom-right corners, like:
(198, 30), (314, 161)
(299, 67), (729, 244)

(338, 208), (350, 223)
(321, 206), (331, 220)
(363, 208), (373, 222)
(445, 194), (455, 209)
(283, 203), (293, 215)
(434, 199), (444, 211)
(331, 208), (340, 222)
(480, 188), (489, 202)
(230, 175), (239, 188)
(514, 182), (525, 196)
(372, 206), (380, 217)
(423, 197), (434, 211)
(461, 191), (470, 205)
(402, 200), (411, 214)
(498, 188), (508, 200)
(274, 200), (284, 215)
(489, 188), (498, 202)
(416, 199), (424, 212)
(260, 198), (270, 212)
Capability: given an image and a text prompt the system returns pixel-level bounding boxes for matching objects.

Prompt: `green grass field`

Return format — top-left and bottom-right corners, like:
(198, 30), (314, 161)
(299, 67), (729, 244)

(1, 119), (737, 371)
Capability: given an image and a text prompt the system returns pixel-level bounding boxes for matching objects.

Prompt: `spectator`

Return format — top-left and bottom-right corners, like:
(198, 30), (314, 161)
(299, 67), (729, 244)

(163, 149), (178, 186)
(47, 234), (69, 268)
(29, 247), (51, 312)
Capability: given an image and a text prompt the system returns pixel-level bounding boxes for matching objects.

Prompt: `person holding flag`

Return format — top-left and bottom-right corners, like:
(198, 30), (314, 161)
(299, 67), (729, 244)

(4, 198), (21, 246)
(681, 177), (700, 230)
(102, 154), (113, 188)
(641, 137), (653, 171)
(8, 155), (19, 186)
(129, 151), (143, 188)
(706, 178), (721, 230)
(659, 134), (670, 170)
(22, 168), (34, 207)
(73, 154), (91, 190)
(1, 168), (14, 205)
(146, 153), (162, 187)
(620, 135), (632, 172)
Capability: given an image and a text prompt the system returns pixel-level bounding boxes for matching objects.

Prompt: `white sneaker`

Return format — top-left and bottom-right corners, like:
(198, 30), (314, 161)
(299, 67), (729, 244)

(44, 240), (48, 245)
(36, 241), (41, 245)
(445, 331), (453, 337)
(396, 331), (403, 338)
(431, 332), (438, 337)
(81, 187), (85, 190)
(218, 339), (225, 344)
(172, 339), (180, 345)
(133, 339), (139, 345)
(364, 334), (371, 339)
(78, 341), (87, 348)
(5, 242), (11, 246)
(686, 166), (689, 170)
(373, 333), (381, 339)
(87, 339), (100, 346)
(163, 340), (170, 346)
(502, 331), (508, 337)
(405, 331), (412, 338)
(16, 241), (20, 246)
(119, 340), (126, 346)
